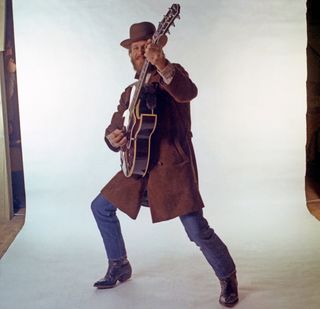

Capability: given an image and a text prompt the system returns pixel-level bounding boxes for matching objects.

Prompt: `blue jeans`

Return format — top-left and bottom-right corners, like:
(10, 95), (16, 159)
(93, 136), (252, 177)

(91, 193), (236, 280)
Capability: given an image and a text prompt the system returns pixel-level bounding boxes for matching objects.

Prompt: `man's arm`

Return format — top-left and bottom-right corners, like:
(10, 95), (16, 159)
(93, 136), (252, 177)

(104, 88), (130, 152)
(158, 63), (198, 103)
(145, 40), (198, 103)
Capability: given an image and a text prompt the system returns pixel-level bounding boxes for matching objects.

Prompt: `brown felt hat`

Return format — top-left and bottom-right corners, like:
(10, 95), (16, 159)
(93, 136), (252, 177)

(120, 21), (167, 49)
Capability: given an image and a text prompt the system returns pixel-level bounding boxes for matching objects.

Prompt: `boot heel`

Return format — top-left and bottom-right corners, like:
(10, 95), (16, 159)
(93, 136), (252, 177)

(119, 273), (131, 282)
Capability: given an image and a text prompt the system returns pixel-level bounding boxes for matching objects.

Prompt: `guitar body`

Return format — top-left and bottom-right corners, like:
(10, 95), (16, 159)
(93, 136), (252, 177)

(120, 4), (180, 178)
(121, 101), (157, 177)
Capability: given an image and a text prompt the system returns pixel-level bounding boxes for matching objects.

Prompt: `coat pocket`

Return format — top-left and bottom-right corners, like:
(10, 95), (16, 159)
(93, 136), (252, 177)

(156, 140), (189, 166)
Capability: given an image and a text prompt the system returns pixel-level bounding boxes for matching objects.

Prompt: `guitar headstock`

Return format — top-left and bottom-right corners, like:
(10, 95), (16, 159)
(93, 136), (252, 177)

(153, 4), (181, 42)
(168, 4), (181, 20)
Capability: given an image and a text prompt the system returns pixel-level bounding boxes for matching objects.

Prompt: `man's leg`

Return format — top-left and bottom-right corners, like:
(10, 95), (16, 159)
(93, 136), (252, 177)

(91, 193), (131, 288)
(180, 210), (238, 307)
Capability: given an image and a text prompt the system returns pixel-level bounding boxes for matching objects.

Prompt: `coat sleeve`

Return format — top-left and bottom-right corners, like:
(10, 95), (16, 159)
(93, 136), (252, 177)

(159, 63), (198, 103)
(104, 87), (131, 152)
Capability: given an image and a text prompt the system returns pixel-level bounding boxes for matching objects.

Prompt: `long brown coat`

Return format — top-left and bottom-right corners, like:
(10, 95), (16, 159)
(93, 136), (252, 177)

(101, 64), (204, 223)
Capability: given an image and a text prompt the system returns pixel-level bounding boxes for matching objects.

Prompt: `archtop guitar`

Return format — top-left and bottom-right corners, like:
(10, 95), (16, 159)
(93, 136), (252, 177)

(120, 4), (180, 177)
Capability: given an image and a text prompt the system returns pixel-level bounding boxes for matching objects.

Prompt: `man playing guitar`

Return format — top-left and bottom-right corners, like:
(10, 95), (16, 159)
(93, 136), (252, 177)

(91, 12), (238, 307)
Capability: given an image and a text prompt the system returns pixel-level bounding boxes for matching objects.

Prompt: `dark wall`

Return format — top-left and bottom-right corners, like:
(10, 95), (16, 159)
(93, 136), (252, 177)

(4, 0), (25, 213)
(306, 0), (320, 219)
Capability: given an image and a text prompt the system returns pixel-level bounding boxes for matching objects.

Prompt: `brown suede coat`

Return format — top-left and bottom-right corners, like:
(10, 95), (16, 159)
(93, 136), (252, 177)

(101, 64), (204, 223)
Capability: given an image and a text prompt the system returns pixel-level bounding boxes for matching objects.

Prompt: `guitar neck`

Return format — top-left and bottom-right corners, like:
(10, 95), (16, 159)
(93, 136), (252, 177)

(128, 4), (181, 114)
(129, 59), (151, 113)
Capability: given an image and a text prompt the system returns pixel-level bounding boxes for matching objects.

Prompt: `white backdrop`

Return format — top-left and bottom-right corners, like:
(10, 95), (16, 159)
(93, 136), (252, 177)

(14, 0), (306, 202)
(1, 1), (318, 309)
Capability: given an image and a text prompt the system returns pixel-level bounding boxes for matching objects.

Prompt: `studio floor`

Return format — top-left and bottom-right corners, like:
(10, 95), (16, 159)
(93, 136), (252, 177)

(0, 181), (319, 309)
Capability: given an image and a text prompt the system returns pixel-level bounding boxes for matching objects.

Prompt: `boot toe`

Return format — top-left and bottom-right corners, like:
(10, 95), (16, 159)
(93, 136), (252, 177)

(219, 272), (238, 307)
(93, 260), (132, 289)
(219, 294), (239, 307)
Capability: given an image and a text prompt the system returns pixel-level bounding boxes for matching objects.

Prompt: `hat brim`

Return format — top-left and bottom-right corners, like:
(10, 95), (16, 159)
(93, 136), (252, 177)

(120, 34), (168, 49)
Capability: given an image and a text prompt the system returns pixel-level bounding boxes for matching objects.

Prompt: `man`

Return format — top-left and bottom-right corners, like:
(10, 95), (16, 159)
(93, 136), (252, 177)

(91, 21), (238, 307)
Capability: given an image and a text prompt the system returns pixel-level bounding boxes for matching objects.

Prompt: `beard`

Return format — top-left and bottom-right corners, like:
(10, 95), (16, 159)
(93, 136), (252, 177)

(130, 55), (145, 73)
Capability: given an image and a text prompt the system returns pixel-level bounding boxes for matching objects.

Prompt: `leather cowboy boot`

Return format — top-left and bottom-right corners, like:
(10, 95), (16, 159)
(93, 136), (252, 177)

(219, 272), (239, 307)
(93, 258), (132, 289)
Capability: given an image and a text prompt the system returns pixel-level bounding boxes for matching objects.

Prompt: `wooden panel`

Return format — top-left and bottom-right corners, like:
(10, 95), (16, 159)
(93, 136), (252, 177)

(0, 51), (13, 222)
(0, 0), (4, 51)
(0, 208), (24, 258)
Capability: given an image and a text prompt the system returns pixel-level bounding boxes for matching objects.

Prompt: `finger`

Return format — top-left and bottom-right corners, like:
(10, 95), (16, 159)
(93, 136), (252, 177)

(112, 132), (125, 143)
(113, 128), (123, 135)
(107, 129), (122, 140)
(146, 44), (157, 52)
(106, 133), (114, 142)
(118, 136), (128, 147)
(106, 135), (119, 147)
(113, 136), (127, 148)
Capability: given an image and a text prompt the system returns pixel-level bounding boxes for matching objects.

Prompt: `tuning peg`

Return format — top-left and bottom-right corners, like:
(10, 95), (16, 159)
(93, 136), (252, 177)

(167, 30), (171, 35)
(177, 15), (181, 19)
(172, 22), (175, 27)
